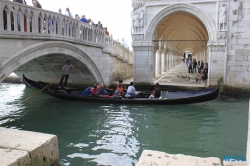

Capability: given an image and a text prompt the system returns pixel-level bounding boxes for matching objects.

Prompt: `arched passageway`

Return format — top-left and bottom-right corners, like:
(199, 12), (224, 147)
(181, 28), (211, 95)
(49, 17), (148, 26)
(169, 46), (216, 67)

(153, 11), (209, 77)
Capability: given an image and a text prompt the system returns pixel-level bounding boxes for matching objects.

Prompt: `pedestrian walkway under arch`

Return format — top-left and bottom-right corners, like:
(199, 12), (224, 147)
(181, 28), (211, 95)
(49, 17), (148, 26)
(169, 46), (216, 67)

(119, 62), (211, 87)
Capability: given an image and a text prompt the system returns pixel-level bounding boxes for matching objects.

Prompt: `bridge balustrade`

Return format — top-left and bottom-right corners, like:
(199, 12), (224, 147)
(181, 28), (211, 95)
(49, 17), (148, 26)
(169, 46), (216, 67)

(0, 0), (133, 64)
(103, 35), (133, 65)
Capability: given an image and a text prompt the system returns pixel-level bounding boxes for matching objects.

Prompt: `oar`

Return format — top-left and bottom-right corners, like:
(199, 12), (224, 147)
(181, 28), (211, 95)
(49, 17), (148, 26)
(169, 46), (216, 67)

(22, 69), (75, 103)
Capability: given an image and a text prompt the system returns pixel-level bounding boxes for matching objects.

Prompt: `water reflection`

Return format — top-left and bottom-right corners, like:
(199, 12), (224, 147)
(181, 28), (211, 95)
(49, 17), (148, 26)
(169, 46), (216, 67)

(66, 105), (139, 165)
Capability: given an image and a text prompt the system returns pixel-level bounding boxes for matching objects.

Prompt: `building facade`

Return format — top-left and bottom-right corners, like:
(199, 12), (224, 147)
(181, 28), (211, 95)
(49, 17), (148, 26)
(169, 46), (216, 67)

(131, 0), (250, 90)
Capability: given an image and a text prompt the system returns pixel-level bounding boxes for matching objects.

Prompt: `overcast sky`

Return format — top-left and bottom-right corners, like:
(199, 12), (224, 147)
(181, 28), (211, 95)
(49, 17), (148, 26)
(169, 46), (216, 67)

(26, 0), (132, 49)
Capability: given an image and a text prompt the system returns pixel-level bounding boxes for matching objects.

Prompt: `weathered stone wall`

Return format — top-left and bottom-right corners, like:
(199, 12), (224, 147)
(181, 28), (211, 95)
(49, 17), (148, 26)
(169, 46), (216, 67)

(226, 0), (250, 88)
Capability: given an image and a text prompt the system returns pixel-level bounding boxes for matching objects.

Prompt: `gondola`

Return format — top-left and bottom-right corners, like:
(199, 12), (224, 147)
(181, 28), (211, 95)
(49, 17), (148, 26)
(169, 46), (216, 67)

(22, 74), (221, 105)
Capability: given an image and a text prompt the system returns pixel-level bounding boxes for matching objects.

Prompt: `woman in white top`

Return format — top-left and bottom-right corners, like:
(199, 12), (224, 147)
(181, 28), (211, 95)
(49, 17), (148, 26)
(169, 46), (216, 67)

(125, 82), (139, 98)
(65, 8), (73, 18)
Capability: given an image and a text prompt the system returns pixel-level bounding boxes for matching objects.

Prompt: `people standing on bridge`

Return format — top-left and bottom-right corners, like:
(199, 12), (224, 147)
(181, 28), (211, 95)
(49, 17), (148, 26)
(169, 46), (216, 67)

(65, 8), (73, 18)
(13, 0), (26, 4)
(59, 60), (75, 88)
(104, 27), (109, 35)
(13, 0), (27, 31)
(80, 15), (88, 23)
(75, 14), (80, 20)
(96, 21), (102, 28)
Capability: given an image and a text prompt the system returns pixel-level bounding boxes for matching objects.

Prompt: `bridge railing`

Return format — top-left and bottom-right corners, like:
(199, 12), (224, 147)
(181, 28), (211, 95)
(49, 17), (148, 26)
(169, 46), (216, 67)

(0, 0), (133, 64)
(103, 35), (133, 65)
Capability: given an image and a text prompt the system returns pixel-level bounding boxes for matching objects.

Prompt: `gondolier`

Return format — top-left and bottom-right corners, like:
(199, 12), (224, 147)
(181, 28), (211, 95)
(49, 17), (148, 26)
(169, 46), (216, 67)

(59, 60), (75, 88)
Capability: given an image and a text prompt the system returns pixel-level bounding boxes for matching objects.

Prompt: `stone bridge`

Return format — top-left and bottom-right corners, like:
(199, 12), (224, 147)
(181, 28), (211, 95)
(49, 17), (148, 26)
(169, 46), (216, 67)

(0, 0), (133, 86)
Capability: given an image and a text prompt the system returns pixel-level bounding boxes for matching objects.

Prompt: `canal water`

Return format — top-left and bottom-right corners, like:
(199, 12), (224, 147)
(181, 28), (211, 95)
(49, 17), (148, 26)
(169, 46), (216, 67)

(0, 83), (248, 166)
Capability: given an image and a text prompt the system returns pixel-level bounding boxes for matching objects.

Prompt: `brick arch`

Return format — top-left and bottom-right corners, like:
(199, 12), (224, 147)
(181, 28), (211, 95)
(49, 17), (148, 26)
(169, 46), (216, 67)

(145, 3), (216, 41)
(0, 41), (104, 83)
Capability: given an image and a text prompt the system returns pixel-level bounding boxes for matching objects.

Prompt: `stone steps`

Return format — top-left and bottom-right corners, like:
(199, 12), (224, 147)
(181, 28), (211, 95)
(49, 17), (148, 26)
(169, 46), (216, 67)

(0, 127), (59, 166)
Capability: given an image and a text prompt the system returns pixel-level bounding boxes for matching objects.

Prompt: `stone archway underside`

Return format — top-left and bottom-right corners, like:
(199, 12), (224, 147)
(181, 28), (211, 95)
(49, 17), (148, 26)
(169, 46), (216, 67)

(154, 12), (208, 54)
(0, 41), (104, 85)
(14, 54), (97, 85)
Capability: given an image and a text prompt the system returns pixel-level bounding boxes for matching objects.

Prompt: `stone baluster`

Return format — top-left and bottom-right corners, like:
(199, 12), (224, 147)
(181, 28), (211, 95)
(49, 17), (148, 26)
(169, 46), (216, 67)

(20, 10), (24, 32)
(75, 23), (79, 39)
(48, 17), (51, 34)
(44, 16), (48, 34)
(6, 9), (11, 31)
(0, 3), (3, 30)
(64, 21), (67, 36)
(26, 12), (30, 33)
(32, 12), (37, 33)
(39, 14), (43, 33)
(13, 10), (18, 32)
(51, 17), (55, 34)
(56, 18), (60, 35)
(91, 26), (94, 43)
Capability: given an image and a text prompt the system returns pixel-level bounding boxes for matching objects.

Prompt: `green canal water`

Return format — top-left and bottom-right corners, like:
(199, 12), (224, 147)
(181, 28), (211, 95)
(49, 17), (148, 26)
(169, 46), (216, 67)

(0, 83), (248, 166)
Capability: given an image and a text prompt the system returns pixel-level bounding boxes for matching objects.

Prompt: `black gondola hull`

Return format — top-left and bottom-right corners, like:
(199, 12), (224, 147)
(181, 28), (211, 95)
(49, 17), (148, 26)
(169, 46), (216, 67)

(22, 74), (221, 105)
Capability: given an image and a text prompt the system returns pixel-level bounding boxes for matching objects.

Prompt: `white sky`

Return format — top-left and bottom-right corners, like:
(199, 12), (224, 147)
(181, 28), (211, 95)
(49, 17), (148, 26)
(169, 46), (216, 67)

(27, 0), (133, 49)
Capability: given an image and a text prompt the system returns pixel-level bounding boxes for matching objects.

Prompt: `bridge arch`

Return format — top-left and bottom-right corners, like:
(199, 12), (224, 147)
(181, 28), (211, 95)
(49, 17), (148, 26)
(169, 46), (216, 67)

(145, 3), (216, 41)
(0, 41), (104, 84)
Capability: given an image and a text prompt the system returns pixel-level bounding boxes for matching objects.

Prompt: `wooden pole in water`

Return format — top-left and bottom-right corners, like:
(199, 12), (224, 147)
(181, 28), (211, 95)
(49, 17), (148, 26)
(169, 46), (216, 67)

(22, 68), (75, 103)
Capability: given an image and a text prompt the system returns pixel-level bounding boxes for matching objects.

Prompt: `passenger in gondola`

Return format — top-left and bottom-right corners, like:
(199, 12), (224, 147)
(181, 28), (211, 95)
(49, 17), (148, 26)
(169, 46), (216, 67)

(113, 80), (124, 96)
(100, 84), (109, 95)
(125, 82), (139, 98)
(149, 83), (161, 98)
(90, 82), (103, 95)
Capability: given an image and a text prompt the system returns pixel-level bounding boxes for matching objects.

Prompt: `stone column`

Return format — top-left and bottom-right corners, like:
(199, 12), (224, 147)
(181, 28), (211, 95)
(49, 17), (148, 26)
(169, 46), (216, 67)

(156, 48), (163, 75)
(207, 42), (226, 86)
(132, 41), (154, 84)
(203, 49), (206, 63)
(164, 50), (168, 71)
(171, 51), (173, 68)
(161, 49), (166, 73)
(166, 53), (169, 71)
(168, 53), (171, 69)
(174, 54), (176, 66)
(153, 45), (158, 78)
